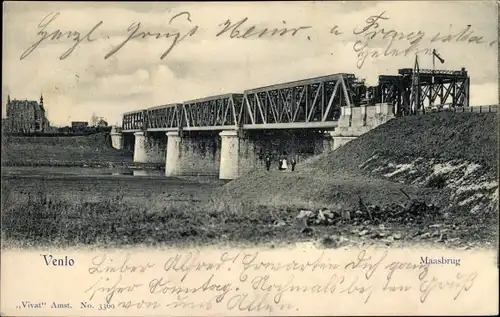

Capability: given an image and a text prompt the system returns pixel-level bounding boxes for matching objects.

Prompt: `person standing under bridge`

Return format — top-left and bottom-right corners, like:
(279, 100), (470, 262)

(281, 157), (288, 171)
(265, 154), (271, 171)
(291, 157), (296, 171)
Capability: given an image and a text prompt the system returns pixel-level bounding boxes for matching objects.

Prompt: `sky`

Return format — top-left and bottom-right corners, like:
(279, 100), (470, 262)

(2, 1), (498, 126)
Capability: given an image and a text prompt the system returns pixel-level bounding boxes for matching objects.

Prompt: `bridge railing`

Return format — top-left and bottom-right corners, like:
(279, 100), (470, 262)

(458, 105), (498, 113)
(423, 105), (498, 114)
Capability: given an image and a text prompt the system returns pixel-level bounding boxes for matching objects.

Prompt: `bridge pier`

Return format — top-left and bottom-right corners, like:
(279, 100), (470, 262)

(165, 131), (182, 176)
(133, 132), (147, 162)
(329, 103), (395, 150)
(219, 130), (240, 180)
(110, 132), (123, 150)
(329, 134), (358, 151)
(165, 131), (221, 177)
(110, 126), (123, 150)
(133, 132), (166, 164)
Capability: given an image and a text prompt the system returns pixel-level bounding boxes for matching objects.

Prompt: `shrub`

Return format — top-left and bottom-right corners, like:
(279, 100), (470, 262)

(425, 174), (448, 189)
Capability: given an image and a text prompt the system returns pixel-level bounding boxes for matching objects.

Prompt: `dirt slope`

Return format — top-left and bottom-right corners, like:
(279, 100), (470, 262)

(224, 112), (499, 213)
(302, 112), (498, 173)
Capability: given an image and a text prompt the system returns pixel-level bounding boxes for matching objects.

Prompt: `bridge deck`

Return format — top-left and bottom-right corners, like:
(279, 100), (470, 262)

(122, 121), (338, 133)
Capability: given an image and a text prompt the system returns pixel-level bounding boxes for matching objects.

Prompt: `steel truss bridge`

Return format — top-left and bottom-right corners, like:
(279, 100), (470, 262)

(122, 68), (470, 132)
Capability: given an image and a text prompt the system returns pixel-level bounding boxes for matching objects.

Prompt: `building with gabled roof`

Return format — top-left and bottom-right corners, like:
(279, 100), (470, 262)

(5, 94), (50, 132)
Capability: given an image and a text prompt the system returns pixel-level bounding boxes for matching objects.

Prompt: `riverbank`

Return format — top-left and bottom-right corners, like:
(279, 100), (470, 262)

(2, 132), (139, 167)
(1, 171), (496, 250)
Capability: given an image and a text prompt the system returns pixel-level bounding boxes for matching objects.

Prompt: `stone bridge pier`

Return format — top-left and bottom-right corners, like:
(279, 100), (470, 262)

(110, 126), (123, 150)
(165, 131), (221, 177)
(111, 130), (134, 152)
(330, 103), (395, 150)
(133, 131), (166, 163)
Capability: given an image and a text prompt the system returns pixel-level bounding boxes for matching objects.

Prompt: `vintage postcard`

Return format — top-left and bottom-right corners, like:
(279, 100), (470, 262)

(1, 0), (499, 316)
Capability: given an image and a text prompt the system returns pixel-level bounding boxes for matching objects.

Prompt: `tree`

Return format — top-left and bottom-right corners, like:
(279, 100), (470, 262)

(90, 112), (99, 127)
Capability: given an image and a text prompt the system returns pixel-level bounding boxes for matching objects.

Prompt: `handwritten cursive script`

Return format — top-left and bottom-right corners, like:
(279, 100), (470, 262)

(216, 18), (312, 39)
(19, 10), (495, 68)
(104, 11), (198, 60)
(80, 249), (480, 313)
(350, 11), (495, 68)
(20, 12), (103, 60)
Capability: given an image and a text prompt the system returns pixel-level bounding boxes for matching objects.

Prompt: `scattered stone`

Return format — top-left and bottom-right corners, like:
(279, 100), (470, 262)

(297, 210), (314, 220)
(383, 235), (395, 244)
(321, 208), (334, 218)
(338, 236), (350, 244)
(273, 220), (286, 227)
(420, 232), (431, 239)
(294, 198), (442, 228)
(317, 210), (326, 222)
(358, 229), (369, 236)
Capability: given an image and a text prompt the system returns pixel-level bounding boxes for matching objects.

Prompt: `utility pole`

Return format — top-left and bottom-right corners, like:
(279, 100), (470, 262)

(410, 54), (420, 115)
(431, 49), (445, 108)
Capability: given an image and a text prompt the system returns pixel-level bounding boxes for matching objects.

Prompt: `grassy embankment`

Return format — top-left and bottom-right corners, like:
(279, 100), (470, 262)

(1, 113), (498, 249)
(1, 133), (144, 168)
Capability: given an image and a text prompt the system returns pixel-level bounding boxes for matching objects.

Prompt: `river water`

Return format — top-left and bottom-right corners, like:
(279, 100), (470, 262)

(2, 165), (227, 203)
(3, 166), (167, 177)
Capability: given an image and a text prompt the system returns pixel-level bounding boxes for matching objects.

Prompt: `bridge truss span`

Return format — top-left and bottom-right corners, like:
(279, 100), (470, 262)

(122, 109), (146, 131)
(241, 73), (359, 128)
(145, 104), (181, 130)
(181, 94), (243, 130)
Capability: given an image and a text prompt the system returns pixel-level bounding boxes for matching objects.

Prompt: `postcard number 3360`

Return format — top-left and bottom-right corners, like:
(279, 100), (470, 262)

(98, 303), (115, 311)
